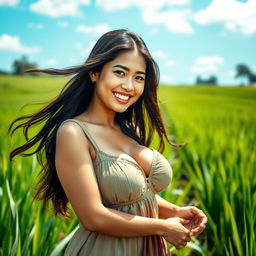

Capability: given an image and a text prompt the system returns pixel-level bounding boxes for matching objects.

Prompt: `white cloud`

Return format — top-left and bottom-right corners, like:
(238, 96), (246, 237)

(167, 0), (189, 5)
(27, 23), (44, 30)
(0, 34), (41, 54)
(96, 0), (189, 11)
(96, 0), (193, 34)
(58, 21), (69, 28)
(152, 50), (176, 67)
(29, 0), (90, 18)
(194, 0), (256, 35)
(0, 0), (19, 6)
(143, 9), (193, 34)
(191, 56), (224, 74)
(96, 0), (256, 35)
(77, 24), (110, 36)
(96, 0), (131, 11)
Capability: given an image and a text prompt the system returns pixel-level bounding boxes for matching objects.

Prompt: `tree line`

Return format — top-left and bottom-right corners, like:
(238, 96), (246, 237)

(12, 55), (37, 75)
(1, 55), (255, 86)
(196, 64), (256, 86)
(0, 55), (37, 75)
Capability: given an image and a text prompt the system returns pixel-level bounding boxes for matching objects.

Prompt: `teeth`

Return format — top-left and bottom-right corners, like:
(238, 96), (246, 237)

(114, 93), (129, 101)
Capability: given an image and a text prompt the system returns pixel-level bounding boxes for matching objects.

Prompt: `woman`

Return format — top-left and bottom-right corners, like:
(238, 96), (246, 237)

(9, 29), (207, 255)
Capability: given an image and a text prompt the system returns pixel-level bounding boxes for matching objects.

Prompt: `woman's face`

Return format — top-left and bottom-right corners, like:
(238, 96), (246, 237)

(91, 49), (146, 113)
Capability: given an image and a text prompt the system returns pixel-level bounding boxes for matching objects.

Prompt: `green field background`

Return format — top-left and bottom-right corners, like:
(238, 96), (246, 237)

(0, 75), (255, 255)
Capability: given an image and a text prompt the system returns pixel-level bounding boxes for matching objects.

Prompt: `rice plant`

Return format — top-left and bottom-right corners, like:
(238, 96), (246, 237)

(1, 75), (255, 255)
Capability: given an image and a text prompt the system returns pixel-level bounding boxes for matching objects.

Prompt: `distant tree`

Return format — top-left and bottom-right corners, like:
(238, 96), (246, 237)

(0, 69), (9, 75)
(196, 75), (202, 84)
(195, 75), (218, 86)
(208, 75), (217, 85)
(12, 55), (38, 75)
(235, 64), (256, 85)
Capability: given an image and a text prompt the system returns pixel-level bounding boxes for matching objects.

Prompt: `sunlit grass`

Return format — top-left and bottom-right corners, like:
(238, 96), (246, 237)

(0, 75), (255, 255)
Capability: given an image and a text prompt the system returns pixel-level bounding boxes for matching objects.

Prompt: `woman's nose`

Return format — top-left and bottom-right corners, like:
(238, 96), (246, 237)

(121, 78), (134, 91)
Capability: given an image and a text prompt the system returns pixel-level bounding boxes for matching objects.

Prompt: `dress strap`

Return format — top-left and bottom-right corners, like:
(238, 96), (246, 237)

(62, 118), (100, 153)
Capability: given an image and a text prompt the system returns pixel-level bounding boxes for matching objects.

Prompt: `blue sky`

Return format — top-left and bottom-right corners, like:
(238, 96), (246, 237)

(0, 0), (255, 85)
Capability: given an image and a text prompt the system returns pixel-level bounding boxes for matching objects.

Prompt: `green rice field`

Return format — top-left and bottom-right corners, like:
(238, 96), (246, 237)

(0, 75), (255, 255)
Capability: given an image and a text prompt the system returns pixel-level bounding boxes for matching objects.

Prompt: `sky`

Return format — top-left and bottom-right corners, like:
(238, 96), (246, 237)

(0, 0), (256, 86)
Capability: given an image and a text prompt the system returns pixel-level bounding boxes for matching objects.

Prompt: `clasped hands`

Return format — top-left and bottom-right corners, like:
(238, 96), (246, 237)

(162, 206), (207, 250)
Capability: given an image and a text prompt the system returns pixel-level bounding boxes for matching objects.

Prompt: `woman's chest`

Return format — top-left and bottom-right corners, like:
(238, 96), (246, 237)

(89, 132), (154, 177)
(93, 152), (172, 207)
(93, 158), (148, 206)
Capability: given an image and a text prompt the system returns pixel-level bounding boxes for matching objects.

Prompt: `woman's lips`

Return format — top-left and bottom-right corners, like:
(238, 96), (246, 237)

(113, 92), (131, 103)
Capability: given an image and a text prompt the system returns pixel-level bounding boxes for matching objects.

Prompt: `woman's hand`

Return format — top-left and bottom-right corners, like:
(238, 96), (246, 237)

(175, 206), (207, 236)
(162, 217), (191, 250)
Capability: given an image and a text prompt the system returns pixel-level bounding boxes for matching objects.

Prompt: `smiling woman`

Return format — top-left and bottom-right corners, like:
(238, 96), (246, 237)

(87, 49), (146, 114)
(8, 29), (207, 255)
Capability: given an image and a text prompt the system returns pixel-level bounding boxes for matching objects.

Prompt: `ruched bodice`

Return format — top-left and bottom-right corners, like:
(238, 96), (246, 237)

(62, 119), (172, 256)
(94, 148), (172, 208)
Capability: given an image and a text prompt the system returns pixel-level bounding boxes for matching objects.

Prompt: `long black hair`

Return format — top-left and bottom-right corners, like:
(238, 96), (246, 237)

(8, 29), (187, 216)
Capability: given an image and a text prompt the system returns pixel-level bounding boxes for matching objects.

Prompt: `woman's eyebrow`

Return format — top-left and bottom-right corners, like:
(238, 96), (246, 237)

(112, 64), (146, 75)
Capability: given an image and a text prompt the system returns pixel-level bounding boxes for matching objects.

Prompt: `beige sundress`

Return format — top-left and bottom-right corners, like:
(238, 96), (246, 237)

(62, 119), (173, 256)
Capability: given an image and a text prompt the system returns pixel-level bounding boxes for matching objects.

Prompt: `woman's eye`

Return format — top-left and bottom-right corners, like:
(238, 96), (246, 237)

(114, 71), (144, 81)
(114, 70), (125, 76)
(136, 76), (145, 81)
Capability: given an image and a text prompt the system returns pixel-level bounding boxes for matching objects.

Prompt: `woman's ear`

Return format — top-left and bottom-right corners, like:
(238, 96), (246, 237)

(89, 71), (98, 84)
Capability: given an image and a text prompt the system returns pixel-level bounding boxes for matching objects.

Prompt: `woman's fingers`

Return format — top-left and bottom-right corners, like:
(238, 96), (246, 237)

(175, 239), (189, 250)
(179, 218), (190, 225)
(202, 215), (208, 226)
(190, 221), (207, 236)
(177, 207), (208, 237)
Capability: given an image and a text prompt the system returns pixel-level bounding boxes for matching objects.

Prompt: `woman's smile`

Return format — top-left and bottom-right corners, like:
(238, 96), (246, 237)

(113, 92), (131, 104)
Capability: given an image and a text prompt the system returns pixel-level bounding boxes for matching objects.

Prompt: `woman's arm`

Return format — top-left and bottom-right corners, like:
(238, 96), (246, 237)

(156, 195), (208, 236)
(55, 122), (189, 239)
(156, 194), (180, 219)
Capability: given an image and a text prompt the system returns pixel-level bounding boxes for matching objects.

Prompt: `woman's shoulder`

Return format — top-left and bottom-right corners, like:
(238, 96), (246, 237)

(56, 119), (90, 148)
(58, 119), (82, 136)
(55, 121), (94, 164)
